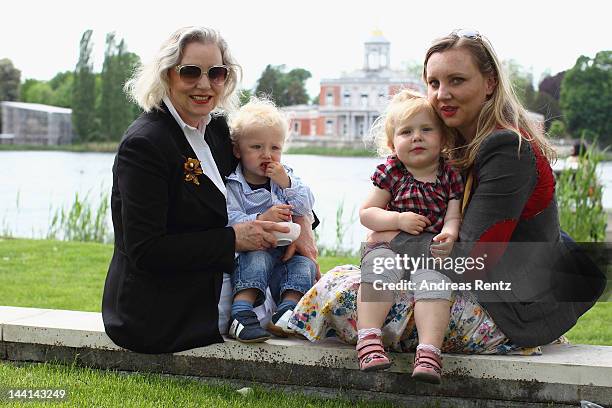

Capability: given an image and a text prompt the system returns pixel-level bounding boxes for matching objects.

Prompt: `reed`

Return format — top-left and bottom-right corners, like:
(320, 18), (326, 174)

(46, 190), (112, 243)
(557, 138), (607, 242)
(316, 200), (359, 257)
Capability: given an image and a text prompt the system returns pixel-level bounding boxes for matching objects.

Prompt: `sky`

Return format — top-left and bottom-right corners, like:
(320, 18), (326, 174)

(2, 0), (611, 98)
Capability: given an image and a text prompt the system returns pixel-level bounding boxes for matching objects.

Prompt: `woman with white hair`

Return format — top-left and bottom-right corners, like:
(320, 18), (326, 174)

(102, 26), (317, 353)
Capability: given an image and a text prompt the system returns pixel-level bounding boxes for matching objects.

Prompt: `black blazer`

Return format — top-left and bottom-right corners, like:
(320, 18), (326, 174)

(102, 103), (238, 353)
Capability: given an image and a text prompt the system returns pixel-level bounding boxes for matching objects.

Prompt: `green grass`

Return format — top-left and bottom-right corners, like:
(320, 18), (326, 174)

(0, 239), (357, 313)
(0, 361), (399, 408)
(564, 301), (612, 345)
(0, 238), (609, 345)
(0, 239), (111, 311)
(0, 238), (608, 407)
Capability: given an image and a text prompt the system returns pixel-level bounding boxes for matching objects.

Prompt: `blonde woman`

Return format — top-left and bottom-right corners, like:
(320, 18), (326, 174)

(385, 29), (602, 348)
(288, 30), (604, 381)
(102, 27), (317, 354)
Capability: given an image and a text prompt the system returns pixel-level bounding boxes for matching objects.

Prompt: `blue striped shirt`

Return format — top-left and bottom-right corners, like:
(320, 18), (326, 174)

(226, 163), (314, 226)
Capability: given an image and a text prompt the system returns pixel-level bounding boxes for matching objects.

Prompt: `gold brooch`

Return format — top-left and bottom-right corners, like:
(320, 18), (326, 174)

(183, 157), (203, 186)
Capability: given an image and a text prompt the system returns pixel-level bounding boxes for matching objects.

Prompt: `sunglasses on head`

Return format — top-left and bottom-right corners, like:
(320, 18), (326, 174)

(451, 29), (482, 40)
(174, 64), (229, 85)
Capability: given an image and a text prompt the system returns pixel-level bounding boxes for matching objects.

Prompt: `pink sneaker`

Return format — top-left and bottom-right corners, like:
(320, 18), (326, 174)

(356, 334), (392, 372)
(411, 348), (442, 384)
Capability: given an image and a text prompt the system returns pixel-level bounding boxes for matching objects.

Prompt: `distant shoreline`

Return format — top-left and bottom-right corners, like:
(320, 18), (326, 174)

(0, 142), (604, 159)
(0, 143), (377, 157)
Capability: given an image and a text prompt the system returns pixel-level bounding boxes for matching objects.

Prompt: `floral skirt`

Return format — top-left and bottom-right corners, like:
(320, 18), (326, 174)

(288, 265), (543, 355)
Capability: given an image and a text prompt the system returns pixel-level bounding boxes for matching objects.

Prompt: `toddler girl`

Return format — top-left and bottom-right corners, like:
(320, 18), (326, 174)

(357, 90), (463, 384)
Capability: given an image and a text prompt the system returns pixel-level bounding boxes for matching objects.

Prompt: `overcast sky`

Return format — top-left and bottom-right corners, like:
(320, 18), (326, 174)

(3, 0), (611, 97)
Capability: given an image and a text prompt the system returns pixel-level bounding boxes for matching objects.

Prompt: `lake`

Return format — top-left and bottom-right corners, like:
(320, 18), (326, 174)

(1, 151), (611, 251)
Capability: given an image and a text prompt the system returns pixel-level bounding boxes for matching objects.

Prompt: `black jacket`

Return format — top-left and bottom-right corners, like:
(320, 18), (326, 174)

(102, 104), (237, 353)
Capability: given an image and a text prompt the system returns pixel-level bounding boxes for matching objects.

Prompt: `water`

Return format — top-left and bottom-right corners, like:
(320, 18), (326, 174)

(1, 151), (612, 251)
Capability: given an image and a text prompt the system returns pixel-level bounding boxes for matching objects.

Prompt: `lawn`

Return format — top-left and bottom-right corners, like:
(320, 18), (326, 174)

(0, 238), (609, 407)
(0, 238), (609, 344)
(0, 361), (400, 408)
(0, 238), (357, 312)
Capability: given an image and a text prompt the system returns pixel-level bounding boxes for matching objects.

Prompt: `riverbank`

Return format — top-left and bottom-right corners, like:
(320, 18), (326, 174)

(0, 142), (118, 153)
(0, 142), (376, 157)
(2, 141), (607, 159)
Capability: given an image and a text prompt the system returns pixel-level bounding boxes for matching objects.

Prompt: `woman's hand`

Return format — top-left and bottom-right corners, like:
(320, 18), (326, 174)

(265, 162), (290, 189)
(282, 216), (321, 281)
(233, 220), (289, 252)
(257, 204), (293, 222)
(430, 232), (457, 259)
(366, 230), (402, 243)
(397, 212), (431, 235)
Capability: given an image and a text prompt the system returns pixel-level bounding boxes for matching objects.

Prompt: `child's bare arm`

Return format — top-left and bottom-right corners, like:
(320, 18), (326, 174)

(359, 187), (396, 231)
(439, 199), (461, 239)
(431, 199), (462, 258)
(360, 187), (431, 234)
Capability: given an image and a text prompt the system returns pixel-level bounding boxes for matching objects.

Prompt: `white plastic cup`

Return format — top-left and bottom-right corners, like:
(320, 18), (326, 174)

(273, 221), (301, 246)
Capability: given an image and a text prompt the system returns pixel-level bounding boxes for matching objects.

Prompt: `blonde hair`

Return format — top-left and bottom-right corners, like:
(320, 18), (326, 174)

(370, 89), (452, 157)
(125, 26), (242, 114)
(229, 96), (289, 144)
(423, 32), (556, 169)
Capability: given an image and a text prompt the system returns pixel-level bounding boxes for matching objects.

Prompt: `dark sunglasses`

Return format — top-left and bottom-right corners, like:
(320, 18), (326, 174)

(174, 64), (229, 85)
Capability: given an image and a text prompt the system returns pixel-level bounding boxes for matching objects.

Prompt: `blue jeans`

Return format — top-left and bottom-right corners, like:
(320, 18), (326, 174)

(231, 247), (317, 308)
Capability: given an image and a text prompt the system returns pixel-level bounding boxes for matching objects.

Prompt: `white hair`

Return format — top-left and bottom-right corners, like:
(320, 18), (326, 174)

(124, 26), (242, 114)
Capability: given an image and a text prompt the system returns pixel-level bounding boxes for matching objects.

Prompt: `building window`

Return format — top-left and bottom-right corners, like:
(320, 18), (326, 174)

(343, 122), (348, 135)
(378, 92), (386, 104)
(361, 94), (368, 107)
(325, 120), (334, 135)
(343, 93), (351, 106)
(326, 91), (334, 106)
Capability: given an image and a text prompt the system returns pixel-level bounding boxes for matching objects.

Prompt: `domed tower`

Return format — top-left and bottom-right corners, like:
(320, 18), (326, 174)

(364, 29), (390, 71)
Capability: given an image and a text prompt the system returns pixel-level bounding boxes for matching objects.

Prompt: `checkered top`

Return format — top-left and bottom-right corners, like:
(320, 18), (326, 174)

(371, 156), (464, 234)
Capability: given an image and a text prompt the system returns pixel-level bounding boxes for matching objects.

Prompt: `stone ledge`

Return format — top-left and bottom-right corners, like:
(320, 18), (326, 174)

(1, 306), (610, 407)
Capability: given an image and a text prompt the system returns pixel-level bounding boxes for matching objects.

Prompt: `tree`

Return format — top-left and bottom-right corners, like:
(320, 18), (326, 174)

(20, 80), (54, 105)
(0, 58), (21, 101)
(560, 51), (612, 145)
(311, 92), (320, 105)
(47, 71), (74, 108)
(531, 88), (562, 131)
(280, 68), (311, 106)
(539, 71), (565, 101)
(503, 60), (536, 110)
(254, 64), (311, 106)
(19, 73), (73, 107)
(99, 34), (141, 141)
(548, 120), (567, 139)
(255, 64), (284, 102)
(98, 32), (117, 141)
(238, 89), (252, 106)
(72, 30), (97, 142)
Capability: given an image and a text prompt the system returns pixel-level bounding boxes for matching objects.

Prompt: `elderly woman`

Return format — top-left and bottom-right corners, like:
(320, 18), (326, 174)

(289, 30), (604, 380)
(102, 27), (317, 354)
